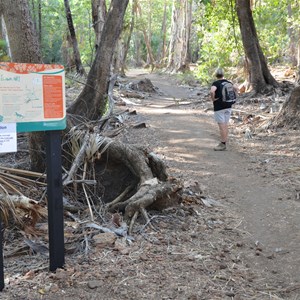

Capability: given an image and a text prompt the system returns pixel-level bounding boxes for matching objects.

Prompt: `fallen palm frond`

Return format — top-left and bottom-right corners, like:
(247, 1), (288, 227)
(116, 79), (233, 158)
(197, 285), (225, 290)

(0, 193), (47, 229)
(0, 166), (47, 229)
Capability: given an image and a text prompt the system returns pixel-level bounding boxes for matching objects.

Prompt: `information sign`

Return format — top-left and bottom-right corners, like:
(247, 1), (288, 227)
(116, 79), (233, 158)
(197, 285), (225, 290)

(0, 62), (66, 132)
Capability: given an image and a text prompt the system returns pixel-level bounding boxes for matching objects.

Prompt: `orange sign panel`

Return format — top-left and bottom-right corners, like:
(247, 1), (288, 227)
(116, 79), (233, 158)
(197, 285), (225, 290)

(43, 75), (64, 119)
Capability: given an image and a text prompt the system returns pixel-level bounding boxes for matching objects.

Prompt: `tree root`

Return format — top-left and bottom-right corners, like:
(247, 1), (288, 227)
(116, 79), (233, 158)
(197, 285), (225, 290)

(109, 178), (182, 234)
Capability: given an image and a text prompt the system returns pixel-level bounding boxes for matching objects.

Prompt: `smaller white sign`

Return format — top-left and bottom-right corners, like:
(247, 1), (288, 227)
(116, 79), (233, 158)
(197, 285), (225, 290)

(0, 123), (17, 153)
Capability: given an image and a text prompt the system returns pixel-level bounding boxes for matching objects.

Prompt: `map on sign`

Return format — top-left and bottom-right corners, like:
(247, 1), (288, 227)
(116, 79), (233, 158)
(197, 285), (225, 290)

(0, 62), (66, 132)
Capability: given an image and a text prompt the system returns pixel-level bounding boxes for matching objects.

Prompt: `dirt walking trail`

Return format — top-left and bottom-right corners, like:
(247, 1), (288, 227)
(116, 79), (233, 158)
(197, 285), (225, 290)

(2, 70), (300, 300)
(128, 70), (300, 291)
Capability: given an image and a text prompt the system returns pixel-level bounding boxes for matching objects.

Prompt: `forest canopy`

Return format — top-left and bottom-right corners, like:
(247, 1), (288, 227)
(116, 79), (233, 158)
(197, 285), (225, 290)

(1, 0), (297, 84)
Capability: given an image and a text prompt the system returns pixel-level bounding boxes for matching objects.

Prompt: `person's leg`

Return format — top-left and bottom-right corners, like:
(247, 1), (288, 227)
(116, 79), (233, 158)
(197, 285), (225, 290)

(214, 109), (231, 151)
(218, 122), (228, 143)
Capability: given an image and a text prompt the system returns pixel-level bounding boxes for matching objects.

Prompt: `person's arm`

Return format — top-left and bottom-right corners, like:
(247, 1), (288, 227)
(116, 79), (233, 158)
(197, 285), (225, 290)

(210, 85), (217, 102)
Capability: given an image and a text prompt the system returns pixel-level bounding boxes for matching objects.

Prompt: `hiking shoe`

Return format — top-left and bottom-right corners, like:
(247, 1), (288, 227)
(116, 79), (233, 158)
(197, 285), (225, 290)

(214, 142), (226, 151)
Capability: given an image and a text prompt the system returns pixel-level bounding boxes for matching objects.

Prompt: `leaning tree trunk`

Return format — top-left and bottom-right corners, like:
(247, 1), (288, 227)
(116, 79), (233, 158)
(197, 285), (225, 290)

(67, 0), (129, 120)
(236, 0), (278, 93)
(64, 0), (86, 76)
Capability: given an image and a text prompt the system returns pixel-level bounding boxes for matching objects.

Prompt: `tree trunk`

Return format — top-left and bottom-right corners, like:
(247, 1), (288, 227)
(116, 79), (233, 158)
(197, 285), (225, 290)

(0, 16), (11, 59)
(61, 34), (75, 72)
(38, 0), (42, 44)
(112, 37), (125, 75)
(67, 0), (129, 120)
(272, 87), (300, 129)
(64, 0), (86, 76)
(0, 0), (42, 63)
(91, 0), (107, 50)
(167, 0), (192, 73)
(120, 0), (135, 76)
(136, 0), (155, 70)
(236, 0), (278, 93)
(157, 0), (168, 64)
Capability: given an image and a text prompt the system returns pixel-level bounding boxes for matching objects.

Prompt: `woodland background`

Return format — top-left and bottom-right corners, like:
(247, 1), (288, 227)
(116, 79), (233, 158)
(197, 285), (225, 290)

(2, 0), (300, 85)
(1, 1), (300, 299)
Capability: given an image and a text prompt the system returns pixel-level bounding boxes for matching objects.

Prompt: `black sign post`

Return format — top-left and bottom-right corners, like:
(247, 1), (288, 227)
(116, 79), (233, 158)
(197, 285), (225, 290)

(0, 218), (4, 291)
(45, 130), (65, 271)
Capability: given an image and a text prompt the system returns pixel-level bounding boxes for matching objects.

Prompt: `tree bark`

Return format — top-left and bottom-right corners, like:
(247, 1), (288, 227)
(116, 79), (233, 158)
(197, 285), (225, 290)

(0, 0), (42, 63)
(67, 0), (129, 120)
(0, 16), (11, 59)
(64, 0), (86, 76)
(38, 0), (42, 44)
(236, 0), (278, 93)
(272, 87), (300, 129)
(157, 0), (168, 64)
(91, 0), (107, 50)
(167, 0), (192, 73)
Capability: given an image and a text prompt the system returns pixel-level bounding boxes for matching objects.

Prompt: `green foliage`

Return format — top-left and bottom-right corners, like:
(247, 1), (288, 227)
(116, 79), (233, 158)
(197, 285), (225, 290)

(31, 0), (94, 66)
(193, 0), (242, 84)
(252, 0), (289, 64)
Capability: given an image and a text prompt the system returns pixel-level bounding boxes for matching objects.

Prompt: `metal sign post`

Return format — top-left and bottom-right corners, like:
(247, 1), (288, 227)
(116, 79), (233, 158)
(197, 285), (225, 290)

(46, 130), (65, 271)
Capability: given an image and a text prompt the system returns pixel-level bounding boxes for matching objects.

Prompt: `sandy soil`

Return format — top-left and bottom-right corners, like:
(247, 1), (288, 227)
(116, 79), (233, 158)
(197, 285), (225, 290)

(1, 69), (300, 299)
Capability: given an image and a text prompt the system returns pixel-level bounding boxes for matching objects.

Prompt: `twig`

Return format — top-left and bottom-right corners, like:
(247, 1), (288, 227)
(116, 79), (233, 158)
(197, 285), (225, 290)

(84, 222), (132, 239)
(0, 166), (46, 178)
(0, 176), (23, 195)
(129, 211), (139, 235)
(107, 185), (133, 209)
(64, 179), (97, 186)
(83, 232), (90, 257)
(140, 207), (155, 231)
(63, 133), (90, 185)
(82, 161), (94, 221)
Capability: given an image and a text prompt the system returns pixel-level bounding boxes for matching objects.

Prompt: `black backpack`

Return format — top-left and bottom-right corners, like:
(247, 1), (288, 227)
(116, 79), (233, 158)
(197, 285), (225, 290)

(220, 81), (236, 103)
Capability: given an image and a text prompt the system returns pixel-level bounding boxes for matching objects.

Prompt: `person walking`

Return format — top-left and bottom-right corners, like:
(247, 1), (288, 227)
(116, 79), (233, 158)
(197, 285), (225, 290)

(210, 68), (238, 151)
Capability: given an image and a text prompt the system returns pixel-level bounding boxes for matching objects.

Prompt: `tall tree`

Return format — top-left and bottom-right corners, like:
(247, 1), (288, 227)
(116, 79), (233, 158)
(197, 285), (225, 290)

(136, 0), (155, 70)
(167, 0), (192, 72)
(236, 0), (278, 93)
(64, 0), (86, 76)
(120, 0), (136, 75)
(157, 0), (168, 64)
(67, 0), (129, 120)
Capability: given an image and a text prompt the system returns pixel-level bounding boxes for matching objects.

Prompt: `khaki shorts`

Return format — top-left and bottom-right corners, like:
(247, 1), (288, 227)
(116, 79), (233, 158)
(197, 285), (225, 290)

(214, 108), (232, 124)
